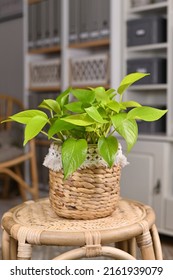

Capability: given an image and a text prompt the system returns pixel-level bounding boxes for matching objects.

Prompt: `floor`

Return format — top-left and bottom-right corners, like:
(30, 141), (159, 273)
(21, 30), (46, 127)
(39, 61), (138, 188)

(0, 189), (173, 260)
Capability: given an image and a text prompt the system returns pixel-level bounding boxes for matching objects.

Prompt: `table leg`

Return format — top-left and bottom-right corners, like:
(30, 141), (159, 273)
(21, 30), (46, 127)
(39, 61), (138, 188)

(128, 238), (137, 258)
(10, 237), (18, 260)
(2, 230), (10, 260)
(136, 230), (155, 260)
(17, 242), (32, 260)
(116, 238), (136, 258)
(150, 224), (163, 260)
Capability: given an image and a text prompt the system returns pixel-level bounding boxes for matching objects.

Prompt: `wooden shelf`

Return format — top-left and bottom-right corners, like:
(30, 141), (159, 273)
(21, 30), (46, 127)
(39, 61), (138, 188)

(127, 43), (168, 52)
(129, 84), (168, 91)
(29, 87), (61, 92)
(28, 46), (61, 54)
(28, 0), (41, 4)
(69, 38), (110, 49)
(137, 133), (173, 143)
(129, 1), (168, 13)
(69, 83), (110, 89)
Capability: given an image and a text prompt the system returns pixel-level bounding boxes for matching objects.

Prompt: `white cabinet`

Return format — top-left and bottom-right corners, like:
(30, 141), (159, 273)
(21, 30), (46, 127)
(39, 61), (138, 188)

(118, 137), (173, 237)
(120, 139), (172, 232)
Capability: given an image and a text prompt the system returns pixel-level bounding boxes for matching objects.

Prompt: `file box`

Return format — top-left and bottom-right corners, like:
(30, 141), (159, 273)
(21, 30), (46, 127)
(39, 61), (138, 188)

(127, 16), (166, 46)
(127, 58), (166, 84)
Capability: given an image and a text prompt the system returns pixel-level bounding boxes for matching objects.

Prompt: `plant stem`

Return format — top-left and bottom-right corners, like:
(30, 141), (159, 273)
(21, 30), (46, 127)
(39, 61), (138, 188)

(40, 130), (62, 143)
(109, 128), (117, 137)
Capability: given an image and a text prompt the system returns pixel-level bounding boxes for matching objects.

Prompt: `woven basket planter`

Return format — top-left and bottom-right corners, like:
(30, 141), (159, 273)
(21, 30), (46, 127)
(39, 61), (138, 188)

(49, 165), (121, 220)
(44, 143), (127, 220)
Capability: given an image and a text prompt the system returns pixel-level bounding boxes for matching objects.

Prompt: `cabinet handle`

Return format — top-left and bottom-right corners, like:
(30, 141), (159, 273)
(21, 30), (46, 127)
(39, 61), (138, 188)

(153, 180), (161, 194)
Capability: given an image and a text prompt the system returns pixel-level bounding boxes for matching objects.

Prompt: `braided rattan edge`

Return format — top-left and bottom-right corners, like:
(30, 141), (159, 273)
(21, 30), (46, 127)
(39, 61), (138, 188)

(1, 198), (156, 247)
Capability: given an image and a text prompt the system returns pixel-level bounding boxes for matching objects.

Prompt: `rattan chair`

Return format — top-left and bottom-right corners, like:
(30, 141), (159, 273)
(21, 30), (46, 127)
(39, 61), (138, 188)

(0, 94), (39, 200)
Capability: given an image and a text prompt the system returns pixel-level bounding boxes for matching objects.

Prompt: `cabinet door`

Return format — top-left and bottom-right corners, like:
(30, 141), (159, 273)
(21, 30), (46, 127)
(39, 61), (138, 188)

(120, 139), (169, 229)
(120, 151), (154, 205)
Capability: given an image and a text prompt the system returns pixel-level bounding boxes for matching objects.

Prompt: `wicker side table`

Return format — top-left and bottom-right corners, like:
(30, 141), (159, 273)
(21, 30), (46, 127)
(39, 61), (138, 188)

(1, 198), (163, 260)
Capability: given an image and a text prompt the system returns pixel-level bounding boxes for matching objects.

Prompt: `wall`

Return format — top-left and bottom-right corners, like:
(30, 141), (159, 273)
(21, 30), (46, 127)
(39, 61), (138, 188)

(0, 17), (23, 101)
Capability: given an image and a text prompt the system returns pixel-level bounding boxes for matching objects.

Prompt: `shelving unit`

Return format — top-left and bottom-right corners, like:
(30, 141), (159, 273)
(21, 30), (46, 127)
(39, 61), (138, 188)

(120, 0), (173, 236)
(23, 0), (122, 189)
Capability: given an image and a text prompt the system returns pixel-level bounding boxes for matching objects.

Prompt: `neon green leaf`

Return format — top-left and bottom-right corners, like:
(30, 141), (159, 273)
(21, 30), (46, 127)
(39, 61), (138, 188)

(62, 138), (87, 179)
(98, 136), (118, 167)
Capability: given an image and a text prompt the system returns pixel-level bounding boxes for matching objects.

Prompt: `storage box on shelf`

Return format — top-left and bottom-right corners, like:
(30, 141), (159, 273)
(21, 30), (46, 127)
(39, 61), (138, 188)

(127, 58), (167, 84)
(70, 53), (109, 87)
(29, 58), (61, 91)
(127, 16), (167, 47)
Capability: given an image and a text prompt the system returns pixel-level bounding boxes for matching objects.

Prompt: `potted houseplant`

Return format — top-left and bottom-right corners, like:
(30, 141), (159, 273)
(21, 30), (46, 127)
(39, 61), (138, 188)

(2, 72), (167, 219)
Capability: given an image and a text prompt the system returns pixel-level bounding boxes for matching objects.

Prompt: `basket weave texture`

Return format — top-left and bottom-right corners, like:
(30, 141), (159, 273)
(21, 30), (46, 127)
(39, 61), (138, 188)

(49, 164), (121, 220)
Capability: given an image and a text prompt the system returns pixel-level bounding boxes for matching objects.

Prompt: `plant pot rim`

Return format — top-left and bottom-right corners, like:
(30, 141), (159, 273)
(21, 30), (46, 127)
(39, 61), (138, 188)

(43, 141), (129, 172)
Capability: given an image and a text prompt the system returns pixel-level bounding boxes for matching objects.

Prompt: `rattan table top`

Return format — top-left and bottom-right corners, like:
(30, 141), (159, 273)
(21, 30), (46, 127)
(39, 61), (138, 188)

(7, 198), (148, 232)
(2, 198), (156, 246)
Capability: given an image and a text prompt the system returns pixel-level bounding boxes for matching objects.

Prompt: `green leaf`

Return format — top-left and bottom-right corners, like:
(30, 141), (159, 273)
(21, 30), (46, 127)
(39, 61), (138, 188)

(65, 102), (84, 113)
(71, 88), (95, 104)
(118, 73), (150, 95)
(56, 87), (70, 108)
(24, 115), (48, 145)
(48, 119), (76, 138)
(106, 88), (116, 97)
(107, 100), (121, 113)
(121, 100), (141, 108)
(38, 99), (61, 114)
(7, 110), (47, 124)
(85, 106), (107, 123)
(94, 87), (110, 104)
(97, 107), (108, 119)
(111, 113), (138, 152)
(62, 113), (95, 126)
(98, 136), (118, 167)
(127, 106), (168, 121)
(62, 138), (87, 179)
(69, 127), (85, 139)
